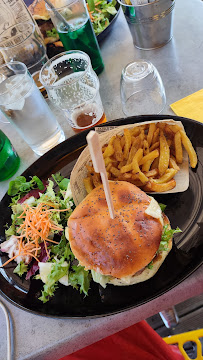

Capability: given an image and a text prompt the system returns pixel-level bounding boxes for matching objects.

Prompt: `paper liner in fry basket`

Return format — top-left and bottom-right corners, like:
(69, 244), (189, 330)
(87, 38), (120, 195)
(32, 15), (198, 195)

(70, 119), (189, 206)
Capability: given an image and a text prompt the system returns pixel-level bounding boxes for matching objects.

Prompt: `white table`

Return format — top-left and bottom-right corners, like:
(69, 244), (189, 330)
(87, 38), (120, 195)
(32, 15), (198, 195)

(0, 0), (203, 359)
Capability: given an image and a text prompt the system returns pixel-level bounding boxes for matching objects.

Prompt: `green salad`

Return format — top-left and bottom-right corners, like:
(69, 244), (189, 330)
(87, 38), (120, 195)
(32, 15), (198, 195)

(86, 0), (118, 35)
(0, 174), (91, 303)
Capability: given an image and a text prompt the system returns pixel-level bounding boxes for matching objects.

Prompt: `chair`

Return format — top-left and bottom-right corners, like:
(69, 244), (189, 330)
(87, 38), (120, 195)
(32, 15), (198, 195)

(163, 329), (203, 360)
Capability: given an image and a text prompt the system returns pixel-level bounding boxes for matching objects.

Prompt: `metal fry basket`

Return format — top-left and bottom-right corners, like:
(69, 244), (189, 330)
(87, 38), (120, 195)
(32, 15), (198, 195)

(118, 0), (175, 50)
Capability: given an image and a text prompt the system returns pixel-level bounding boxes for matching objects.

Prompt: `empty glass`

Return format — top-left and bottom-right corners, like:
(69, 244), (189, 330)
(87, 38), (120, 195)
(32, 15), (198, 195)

(0, 21), (48, 92)
(40, 50), (106, 132)
(120, 60), (166, 117)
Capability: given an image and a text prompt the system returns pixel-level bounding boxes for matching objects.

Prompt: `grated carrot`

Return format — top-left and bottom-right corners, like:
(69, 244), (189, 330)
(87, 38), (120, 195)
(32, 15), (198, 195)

(1, 203), (70, 267)
(2, 254), (21, 267)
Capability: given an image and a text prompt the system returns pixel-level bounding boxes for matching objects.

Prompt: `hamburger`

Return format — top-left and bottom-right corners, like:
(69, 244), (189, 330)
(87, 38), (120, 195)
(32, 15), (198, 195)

(28, 0), (64, 56)
(66, 181), (178, 288)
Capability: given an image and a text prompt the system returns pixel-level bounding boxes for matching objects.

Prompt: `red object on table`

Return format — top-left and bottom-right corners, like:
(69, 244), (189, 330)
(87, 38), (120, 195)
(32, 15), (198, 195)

(60, 320), (184, 360)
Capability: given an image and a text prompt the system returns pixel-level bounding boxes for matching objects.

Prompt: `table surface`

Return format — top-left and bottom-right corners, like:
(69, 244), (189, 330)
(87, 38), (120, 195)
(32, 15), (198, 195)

(1, 0), (203, 359)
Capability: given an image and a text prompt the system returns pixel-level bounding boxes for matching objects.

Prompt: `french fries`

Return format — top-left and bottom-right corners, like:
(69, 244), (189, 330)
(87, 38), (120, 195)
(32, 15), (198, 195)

(84, 121), (198, 193)
(139, 149), (159, 166)
(83, 177), (94, 194)
(147, 123), (156, 147)
(159, 130), (170, 176)
(169, 156), (180, 171)
(103, 143), (114, 158)
(143, 179), (176, 193)
(132, 148), (148, 184)
(113, 136), (123, 161)
(123, 129), (132, 160)
(174, 131), (183, 164)
(180, 130), (197, 168)
(152, 168), (177, 184)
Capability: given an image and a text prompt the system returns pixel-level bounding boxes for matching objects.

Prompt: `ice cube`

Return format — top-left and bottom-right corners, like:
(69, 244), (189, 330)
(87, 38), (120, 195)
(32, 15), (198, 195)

(5, 74), (23, 90)
(0, 74), (6, 84)
(6, 98), (25, 111)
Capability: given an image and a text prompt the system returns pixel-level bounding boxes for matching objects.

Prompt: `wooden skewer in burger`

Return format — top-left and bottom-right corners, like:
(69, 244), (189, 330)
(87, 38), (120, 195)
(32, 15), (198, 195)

(66, 131), (180, 288)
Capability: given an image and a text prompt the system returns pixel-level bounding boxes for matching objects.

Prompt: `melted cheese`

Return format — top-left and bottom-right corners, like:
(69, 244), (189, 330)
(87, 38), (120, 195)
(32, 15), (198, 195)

(145, 196), (163, 226)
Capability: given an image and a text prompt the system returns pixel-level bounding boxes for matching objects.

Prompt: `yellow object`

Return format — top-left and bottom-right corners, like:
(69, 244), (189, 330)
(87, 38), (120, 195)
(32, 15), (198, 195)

(163, 329), (203, 360)
(170, 89), (203, 124)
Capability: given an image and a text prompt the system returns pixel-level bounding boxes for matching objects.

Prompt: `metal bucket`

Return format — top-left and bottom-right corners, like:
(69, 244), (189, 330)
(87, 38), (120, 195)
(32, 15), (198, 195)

(118, 0), (175, 50)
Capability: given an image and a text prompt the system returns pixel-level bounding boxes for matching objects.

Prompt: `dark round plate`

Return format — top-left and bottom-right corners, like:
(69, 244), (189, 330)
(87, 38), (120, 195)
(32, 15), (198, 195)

(0, 115), (203, 319)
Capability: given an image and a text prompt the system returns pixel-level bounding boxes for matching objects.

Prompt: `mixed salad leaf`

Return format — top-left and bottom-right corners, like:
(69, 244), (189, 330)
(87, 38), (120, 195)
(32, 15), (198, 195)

(0, 173), (91, 303)
(159, 225), (182, 252)
(158, 203), (182, 253)
(46, 28), (58, 38)
(8, 175), (45, 198)
(86, 0), (118, 35)
(158, 203), (167, 213)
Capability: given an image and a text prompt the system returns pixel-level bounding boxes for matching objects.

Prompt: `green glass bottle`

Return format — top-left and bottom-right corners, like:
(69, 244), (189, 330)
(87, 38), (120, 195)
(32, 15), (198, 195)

(0, 130), (20, 181)
(47, 0), (104, 75)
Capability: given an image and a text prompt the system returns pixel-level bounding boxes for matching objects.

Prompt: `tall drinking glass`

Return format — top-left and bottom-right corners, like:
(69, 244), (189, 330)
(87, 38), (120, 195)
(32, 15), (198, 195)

(46, 0), (104, 75)
(40, 51), (106, 132)
(0, 62), (65, 156)
(0, 22), (48, 93)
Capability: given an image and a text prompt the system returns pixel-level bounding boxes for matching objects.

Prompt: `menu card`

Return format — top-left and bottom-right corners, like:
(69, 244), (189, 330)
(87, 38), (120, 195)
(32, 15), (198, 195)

(0, 0), (41, 63)
(0, 0), (34, 35)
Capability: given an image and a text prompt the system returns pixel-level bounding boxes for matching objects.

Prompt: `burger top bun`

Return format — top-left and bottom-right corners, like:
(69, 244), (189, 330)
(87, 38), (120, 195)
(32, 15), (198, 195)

(28, 0), (51, 20)
(67, 181), (165, 279)
(28, 0), (64, 20)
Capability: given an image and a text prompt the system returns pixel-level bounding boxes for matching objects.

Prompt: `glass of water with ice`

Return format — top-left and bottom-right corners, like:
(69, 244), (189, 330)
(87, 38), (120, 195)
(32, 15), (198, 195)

(40, 51), (106, 132)
(0, 62), (65, 156)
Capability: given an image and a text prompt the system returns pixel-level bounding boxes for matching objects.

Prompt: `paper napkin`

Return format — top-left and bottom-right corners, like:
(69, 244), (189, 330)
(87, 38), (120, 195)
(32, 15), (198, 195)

(170, 89), (203, 124)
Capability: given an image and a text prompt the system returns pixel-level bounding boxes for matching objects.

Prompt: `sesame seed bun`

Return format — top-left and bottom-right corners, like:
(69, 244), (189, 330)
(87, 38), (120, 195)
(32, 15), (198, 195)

(108, 215), (172, 286)
(28, 0), (62, 20)
(28, 0), (51, 21)
(67, 181), (171, 281)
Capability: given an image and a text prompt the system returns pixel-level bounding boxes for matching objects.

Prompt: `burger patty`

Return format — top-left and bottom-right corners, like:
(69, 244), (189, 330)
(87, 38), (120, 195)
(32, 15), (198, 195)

(67, 181), (163, 278)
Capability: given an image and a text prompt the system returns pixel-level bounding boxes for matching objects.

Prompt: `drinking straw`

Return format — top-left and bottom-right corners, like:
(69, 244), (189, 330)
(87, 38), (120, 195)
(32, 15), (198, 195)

(86, 131), (115, 219)
(43, 0), (70, 30)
